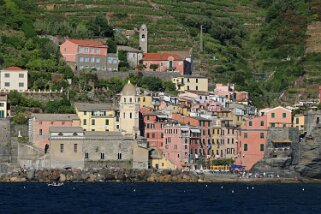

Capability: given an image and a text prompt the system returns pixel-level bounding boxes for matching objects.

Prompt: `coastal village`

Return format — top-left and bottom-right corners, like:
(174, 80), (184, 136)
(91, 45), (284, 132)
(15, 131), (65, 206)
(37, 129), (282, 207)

(0, 24), (321, 182)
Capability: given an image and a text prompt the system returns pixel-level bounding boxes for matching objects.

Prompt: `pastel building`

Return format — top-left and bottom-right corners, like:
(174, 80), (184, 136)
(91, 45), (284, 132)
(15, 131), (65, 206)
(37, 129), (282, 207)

(28, 114), (81, 150)
(163, 124), (190, 168)
(260, 106), (292, 128)
(0, 67), (28, 91)
(74, 102), (118, 132)
(235, 116), (267, 170)
(60, 39), (118, 72)
(172, 76), (208, 92)
(142, 53), (191, 75)
(293, 114), (305, 133)
(141, 111), (168, 149)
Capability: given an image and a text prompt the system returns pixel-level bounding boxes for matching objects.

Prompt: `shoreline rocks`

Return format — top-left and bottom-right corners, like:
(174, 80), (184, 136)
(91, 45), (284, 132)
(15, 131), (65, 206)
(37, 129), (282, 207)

(0, 168), (318, 183)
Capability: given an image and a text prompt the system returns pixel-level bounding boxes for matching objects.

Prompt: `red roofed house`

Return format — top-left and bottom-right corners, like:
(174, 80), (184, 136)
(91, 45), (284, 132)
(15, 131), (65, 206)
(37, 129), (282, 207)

(60, 39), (118, 72)
(0, 67), (28, 91)
(142, 53), (191, 75)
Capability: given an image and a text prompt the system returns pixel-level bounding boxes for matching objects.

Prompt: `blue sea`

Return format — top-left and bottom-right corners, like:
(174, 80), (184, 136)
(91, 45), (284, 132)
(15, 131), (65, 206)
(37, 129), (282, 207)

(0, 182), (320, 213)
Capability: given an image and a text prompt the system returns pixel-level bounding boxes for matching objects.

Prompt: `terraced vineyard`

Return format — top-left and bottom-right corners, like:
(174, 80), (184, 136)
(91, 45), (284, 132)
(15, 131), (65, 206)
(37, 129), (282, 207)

(37, 0), (261, 52)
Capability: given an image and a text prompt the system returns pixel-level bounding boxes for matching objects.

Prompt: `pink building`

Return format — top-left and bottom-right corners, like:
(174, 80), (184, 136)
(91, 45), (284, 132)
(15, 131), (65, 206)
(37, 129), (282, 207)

(142, 53), (190, 75)
(141, 111), (168, 150)
(163, 124), (190, 168)
(261, 106), (292, 128)
(235, 116), (267, 169)
(60, 39), (112, 71)
(29, 114), (80, 150)
(171, 113), (211, 158)
(214, 83), (235, 100)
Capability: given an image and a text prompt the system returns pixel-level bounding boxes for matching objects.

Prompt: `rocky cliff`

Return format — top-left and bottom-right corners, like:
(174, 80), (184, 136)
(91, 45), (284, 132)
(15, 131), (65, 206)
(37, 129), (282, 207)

(295, 124), (321, 178)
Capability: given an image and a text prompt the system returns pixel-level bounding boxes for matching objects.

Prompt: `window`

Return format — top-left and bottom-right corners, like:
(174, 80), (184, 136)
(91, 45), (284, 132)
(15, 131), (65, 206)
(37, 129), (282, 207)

(85, 57), (89, 62)
(84, 111), (87, 115)
(39, 129), (43, 136)
(79, 57), (84, 62)
(260, 144), (264, 151)
(4, 73), (9, 78)
(96, 58), (101, 63)
(84, 48), (89, 52)
(283, 123), (286, 128)
(130, 113), (132, 119)
(105, 119), (109, 125)
(271, 113), (275, 118)
(19, 82), (24, 87)
(260, 121), (264, 126)
(146, 133), (150, 138)
(92, 119), (95, 125)
(161, 133), (164, 138)
(83, 119), (87, 125)
(0, 110), (4, 118)
(271, 123), (275, 128)
(260, 133), (264, 139)
(282, 113), (286, 118)
(4, 82), (10, 87)
(96, 49), (100, 54)
(196, 79), (198, 83)
(0, 103), (3, 107)
(19, 73), (24, 78)
(296, 118), (299, 124)
(85, 152), (89, 159)
(196, 86), (199, 91)
(60, 144), (64, 153)
(244, 144), (248, 151)
(90, 48), (94, 53)
(249, 121), (253, 126)
(130, 98), (132, 103)
(79, 47), (83, 52)
(91, 57), (95, 63)
(74, 144), (78, 153)
(152, 133), (155, 138)
(244, 133), (248, 139)
(117, 153), (122, 160)
(101, 153), (105, 160)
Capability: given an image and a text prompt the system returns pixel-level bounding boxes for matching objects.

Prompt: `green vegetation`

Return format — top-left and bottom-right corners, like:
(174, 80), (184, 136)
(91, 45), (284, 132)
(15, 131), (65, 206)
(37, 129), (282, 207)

(1, 0), (321, 108)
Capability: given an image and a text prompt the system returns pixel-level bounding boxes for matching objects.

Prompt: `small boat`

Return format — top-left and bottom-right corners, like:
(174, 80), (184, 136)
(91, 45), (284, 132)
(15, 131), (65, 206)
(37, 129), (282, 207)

(48, 182), (64, 187)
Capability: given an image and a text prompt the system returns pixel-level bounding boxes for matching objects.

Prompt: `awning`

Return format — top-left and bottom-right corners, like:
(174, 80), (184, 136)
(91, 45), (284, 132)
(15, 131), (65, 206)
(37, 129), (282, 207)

(230, 164), (246, 169)
(156, 115), (168, 119)
(190, 129), (200, 133)
(271, 140), (292, 143)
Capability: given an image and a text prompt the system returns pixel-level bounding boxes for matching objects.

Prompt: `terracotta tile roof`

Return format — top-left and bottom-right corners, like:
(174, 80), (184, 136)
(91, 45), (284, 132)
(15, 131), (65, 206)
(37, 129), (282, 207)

(143, 53), (182, 61)
(2, 67), (25, 71)
(67, 39), (107, 47)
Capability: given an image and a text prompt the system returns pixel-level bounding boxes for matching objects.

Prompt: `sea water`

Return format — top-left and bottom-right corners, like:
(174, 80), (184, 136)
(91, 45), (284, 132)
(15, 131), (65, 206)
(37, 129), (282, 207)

(0, 183), (320, 213)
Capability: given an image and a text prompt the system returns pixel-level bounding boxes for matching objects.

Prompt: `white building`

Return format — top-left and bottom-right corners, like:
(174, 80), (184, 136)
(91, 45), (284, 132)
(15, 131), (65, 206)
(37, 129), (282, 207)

(0, 67), (28, 91)
(0, 94), (8, 118)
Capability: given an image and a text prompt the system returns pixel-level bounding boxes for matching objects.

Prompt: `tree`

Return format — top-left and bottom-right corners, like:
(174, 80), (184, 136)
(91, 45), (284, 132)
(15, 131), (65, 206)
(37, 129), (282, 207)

(150, 64), (159, 71)
(13, 112), (29, 124)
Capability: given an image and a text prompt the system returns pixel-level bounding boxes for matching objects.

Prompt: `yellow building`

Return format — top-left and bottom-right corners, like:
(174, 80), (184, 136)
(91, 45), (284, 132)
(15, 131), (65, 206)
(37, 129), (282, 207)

(172, 75), (208, 92)
(74, 102), (118, 132)
(211, 121), (222, 158)
(139, 95), (153, 108)
(0, 94), (8, 118)
(294, 114), (305, 133)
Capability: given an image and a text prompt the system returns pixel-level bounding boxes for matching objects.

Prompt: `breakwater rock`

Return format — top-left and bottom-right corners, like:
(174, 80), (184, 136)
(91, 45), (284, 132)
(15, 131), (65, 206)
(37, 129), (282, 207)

(0, 169), (206, 183)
